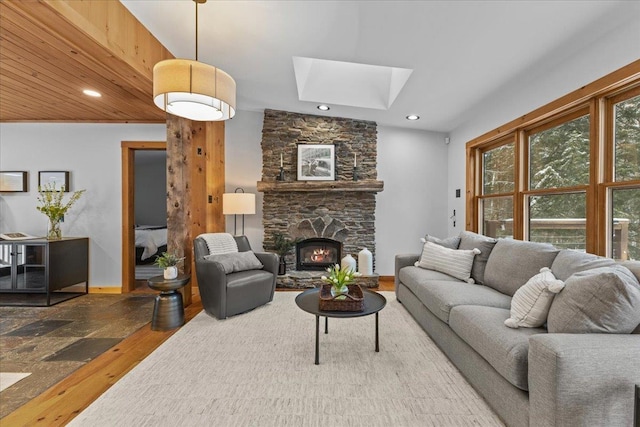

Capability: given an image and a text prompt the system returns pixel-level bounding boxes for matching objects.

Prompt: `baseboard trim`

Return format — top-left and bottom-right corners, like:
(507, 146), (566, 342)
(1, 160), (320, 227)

(88, 287), (122, 294)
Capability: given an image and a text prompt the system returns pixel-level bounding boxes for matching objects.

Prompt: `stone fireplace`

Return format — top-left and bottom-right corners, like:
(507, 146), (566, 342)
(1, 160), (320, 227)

(257, 109), (383, 288)
(296, 238), (342, 271)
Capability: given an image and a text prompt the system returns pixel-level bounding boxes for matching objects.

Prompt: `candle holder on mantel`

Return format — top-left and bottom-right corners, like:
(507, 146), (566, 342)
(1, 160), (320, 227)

(353, 166), (359, 181)
(276, 167), (285, 181)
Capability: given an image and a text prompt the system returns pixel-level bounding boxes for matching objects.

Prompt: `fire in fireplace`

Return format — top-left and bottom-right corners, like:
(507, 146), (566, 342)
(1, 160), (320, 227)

(296, 238), (342, 271)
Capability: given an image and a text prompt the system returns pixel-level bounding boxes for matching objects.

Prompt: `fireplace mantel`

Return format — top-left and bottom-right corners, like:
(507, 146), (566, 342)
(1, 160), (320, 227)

(257, 180), (384, 193)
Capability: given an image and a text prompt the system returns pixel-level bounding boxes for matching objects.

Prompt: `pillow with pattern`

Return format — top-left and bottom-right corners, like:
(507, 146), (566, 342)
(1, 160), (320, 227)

(504, 267), (565, 329)
(415, 241), (480, 283)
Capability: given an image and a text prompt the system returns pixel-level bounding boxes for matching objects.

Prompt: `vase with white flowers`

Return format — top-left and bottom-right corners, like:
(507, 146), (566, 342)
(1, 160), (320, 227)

(36, 183), (85, 240)
(321, 264), (361, 300)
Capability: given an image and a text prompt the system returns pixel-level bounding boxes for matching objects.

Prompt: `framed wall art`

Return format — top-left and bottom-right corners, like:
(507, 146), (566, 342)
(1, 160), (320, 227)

(0, 171), (28, 192)
(38, 171), (70, 191)
(297, 144), (335, 181)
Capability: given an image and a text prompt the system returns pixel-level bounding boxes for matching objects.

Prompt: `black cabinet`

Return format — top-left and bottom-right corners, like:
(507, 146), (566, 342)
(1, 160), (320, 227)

(0, 238), (88, 306)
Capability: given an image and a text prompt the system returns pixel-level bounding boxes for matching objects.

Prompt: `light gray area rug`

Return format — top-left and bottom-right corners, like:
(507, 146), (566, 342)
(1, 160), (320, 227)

(70, 292), (504, 426)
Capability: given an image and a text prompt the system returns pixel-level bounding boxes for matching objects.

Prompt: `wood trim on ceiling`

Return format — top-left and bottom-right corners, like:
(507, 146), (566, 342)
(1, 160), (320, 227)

(0, 0), (173, 122)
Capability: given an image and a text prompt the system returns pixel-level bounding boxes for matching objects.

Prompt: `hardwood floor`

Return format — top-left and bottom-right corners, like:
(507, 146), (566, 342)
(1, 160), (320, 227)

(1, 277), (394, 425)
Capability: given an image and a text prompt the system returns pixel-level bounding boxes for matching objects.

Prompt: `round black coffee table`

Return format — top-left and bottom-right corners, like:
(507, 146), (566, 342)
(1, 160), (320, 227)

(295, 287), (387, 365)
(147, 274), (190, 331)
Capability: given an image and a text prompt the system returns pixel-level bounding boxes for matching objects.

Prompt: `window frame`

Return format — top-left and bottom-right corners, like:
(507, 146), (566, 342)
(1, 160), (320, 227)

(466, 60), (640, 258)
(598, 85), (640, 258)
(477, 137), (516, 238)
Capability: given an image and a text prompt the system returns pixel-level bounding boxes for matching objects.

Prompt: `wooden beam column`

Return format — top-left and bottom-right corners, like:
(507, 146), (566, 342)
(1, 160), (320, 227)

(166, 115), (225, 304)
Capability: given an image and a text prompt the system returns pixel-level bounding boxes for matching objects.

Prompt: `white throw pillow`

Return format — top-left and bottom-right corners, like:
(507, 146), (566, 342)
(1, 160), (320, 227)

(415, 241), (480, 283)
(504, 267), (565, 329)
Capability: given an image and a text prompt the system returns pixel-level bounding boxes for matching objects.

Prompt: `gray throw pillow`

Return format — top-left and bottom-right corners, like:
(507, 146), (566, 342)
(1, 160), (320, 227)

(424, 234), (461, 250)
(204, 251), (264, 274)
(619, 260), (640, 284)
(458, 231), (497, 285)
(547, 265), (640, 334)
(551, 249), (616, 282)
(484, 239), (559, 296)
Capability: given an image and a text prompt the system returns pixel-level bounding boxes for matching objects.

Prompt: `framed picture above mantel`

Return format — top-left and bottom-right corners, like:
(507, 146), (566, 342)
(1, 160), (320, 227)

(297, 144), (335, 181)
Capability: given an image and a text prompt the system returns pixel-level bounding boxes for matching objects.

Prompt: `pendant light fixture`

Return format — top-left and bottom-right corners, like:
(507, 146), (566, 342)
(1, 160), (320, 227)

(153, 0), (236, 121)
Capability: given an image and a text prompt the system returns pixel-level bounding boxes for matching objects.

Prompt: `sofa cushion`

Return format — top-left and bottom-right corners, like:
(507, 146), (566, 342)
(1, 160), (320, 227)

(415, 241), (480, 283)
(547, 265), (640, 334)
(403, 276), (512, 324)
(450, 305), (546, 391)
(551, 249), (616, 281)
(458, 231), (497, 285)
(399, 265), (462, 289)
(504, 267), (565, 329)
(484, 239), (559, 296)
(424, 234), (461, 249)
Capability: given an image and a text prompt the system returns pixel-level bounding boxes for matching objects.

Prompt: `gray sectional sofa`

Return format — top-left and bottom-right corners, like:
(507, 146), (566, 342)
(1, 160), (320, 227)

(395, 231), (640, 427)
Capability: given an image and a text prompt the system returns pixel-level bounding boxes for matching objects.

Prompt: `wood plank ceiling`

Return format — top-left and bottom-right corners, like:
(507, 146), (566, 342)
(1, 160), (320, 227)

(0, 0), (173, 123)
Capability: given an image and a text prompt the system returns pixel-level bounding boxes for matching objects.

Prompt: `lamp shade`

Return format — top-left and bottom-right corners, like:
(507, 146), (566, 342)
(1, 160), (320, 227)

(223, 192), (255, 215)
(153, 59), (236, 121)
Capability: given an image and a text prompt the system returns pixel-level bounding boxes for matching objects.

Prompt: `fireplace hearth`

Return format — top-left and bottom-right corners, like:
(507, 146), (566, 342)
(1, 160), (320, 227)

(296, 238), (342, 271)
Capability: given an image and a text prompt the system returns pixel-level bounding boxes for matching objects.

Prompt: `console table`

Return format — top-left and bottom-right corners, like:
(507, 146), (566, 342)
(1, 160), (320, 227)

(0, 237), (89, 306)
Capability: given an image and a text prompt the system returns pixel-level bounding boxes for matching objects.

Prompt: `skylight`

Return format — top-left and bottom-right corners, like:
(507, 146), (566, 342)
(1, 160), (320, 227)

(293, 57), (412, 110)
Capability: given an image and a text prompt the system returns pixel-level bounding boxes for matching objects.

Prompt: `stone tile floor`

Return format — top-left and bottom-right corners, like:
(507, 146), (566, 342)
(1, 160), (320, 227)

(0, 292), (155, 418)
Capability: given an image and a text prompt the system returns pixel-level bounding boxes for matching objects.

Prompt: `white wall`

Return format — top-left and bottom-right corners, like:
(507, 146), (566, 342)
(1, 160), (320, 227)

(447, 13), (640, 236)
(224, 111), (265, 249)
(376, 126), (448, 274)
(225, 112), (449, 275)
(0, 123), (166, 288)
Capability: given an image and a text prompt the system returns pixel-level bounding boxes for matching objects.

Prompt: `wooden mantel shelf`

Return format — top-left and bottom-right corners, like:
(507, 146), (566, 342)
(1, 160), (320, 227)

(257, 180), (384, 193)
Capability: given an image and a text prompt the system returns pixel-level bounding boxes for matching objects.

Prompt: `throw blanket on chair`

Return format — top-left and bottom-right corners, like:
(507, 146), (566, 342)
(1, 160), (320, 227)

(198, 233), (239, 255)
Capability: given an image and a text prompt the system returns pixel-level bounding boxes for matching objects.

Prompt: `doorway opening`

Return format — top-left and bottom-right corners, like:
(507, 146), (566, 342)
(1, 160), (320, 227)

(121, 141), (166, 293)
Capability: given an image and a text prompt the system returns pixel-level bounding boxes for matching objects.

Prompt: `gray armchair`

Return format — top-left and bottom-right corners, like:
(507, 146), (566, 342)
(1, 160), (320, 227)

(194, 235), (278, 319)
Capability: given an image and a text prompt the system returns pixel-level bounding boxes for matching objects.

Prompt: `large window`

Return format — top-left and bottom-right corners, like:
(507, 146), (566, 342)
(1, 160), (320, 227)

(528, 193), (586, 250)
(529, 114), (590, 190)
(606, 88), (640, 260)
(526, 112), (590, 251)
(480, 141), (514, 238)
(614, 94), (640, 182)
(467, 62), (640, 261)
(483, 143), (514, 194)
(611, 187), (639, 260)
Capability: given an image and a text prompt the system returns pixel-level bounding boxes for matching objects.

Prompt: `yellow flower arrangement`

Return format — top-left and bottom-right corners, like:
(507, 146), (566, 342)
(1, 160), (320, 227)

(37, 183), (85, 239)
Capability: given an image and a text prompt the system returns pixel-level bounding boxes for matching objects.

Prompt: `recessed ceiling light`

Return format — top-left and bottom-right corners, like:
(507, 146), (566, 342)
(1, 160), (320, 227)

(83, 89), (102, 97)
(317, 105), (330, 111)
(406, 114), (420, 121)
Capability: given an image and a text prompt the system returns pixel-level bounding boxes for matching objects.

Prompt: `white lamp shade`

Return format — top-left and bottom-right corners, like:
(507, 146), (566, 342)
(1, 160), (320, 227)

(153, 59), (236, 121)
(223, 193), (255, 215)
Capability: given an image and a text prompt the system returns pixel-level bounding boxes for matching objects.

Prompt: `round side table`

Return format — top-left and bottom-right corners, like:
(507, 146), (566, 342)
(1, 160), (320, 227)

(147, 274), (190, 331)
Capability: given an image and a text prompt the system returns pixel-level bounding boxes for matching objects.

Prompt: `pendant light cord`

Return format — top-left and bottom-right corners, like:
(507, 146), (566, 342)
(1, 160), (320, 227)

(195, 0), (199, 61)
